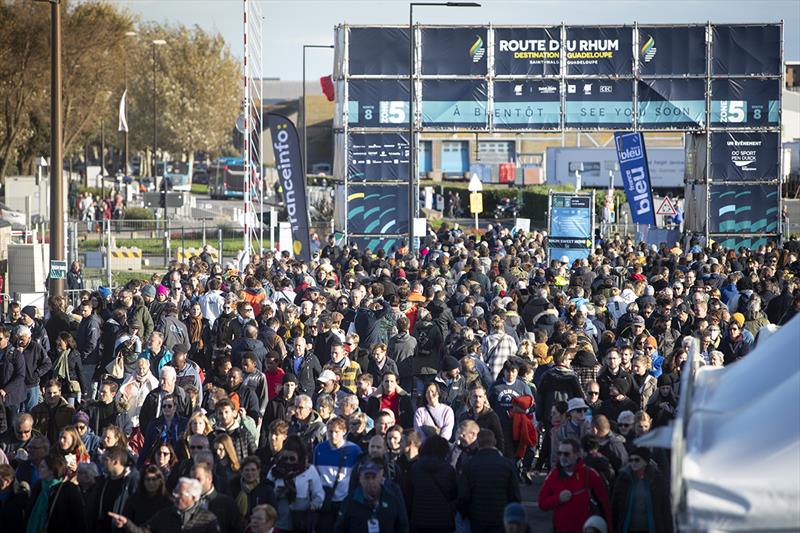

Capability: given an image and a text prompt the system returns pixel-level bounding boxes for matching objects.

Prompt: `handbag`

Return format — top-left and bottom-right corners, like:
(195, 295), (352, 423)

(64, 353), (81, 394)
(425, 405), (442, 435)
(105, 353), (125, 379)
(321, 450), (347, 513)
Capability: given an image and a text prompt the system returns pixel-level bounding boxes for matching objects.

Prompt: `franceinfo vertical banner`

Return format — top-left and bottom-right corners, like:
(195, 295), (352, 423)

(614, 132), (656, 226)
(266, 113), (312, 262)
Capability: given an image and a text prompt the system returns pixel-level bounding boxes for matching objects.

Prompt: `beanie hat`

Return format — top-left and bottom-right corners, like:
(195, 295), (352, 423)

(98, 286), (113, 299)
(282, 373), (299, 385)
(21, 306), (37, 320)
(645, 336), (658, 349)
(141, 284), (156, 298)
(156, 284), (170, 297)
(442, 356), (460, 372)
(657, 374), (674, 387)
(630, 446), (652, 463)
(72, 411), (90, 425)
(583, 516), (608, 533)
(611, 377), (630, 396)
(731, 312), (745, 328)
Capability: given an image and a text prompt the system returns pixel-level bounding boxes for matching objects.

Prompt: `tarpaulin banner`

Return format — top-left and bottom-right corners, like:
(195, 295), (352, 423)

(493, 80), (560, 129)
(565, 26), (632, 76)
(564, 79), (633, 128)
(420, 80), (488, 128)
(637, 79), (706, 129)
(615, 132), (656, 226)
(421, 27), (488, 76)
(347, 79), (409, 128)
(349, 27), (410, 75)
(710, 235), (772, 251)
(346, 184), (410, 235)
(638, 26), (707, 76)
(494, 27), (561, 76)
(710, 132), (780, 182)
(348, 133), (409, 181)
(712, 24), (782, 76)
(710, 78), (780, 127)
(709, 183), (779, 234)
(266, 113), (312, 262)
(348, 235), (405, 256)
(548, 193), (593, 263)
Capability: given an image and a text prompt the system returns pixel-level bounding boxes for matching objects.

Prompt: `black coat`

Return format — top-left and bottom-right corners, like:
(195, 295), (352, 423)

(408, 456), (457, 531)
(281, 353), (322, 395)
(611, 464), (673, 533)
(229, 478), (276, 519)
(0, 345), (26, 407)
(230, 337), (268, 370)
(21, 341), (52, 388)
(127, 503), (220, 533)
(44, 479), (88, 533)
(45, 310), (74, 349)
(535, 365), (584, 425)
(0, 481), (29, 533)
(199, 488), (242, 533)
(457, 448), (520, 529)
(334, 485), (409, 533)
(139, 386), (192, 433)
(122, 491), (173, 526)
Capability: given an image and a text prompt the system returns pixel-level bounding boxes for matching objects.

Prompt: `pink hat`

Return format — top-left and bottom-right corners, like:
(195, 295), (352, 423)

(156, 284), (169, 296)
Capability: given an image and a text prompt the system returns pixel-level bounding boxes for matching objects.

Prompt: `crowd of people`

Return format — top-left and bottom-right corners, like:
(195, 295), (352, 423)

(0, 224), (797, 533)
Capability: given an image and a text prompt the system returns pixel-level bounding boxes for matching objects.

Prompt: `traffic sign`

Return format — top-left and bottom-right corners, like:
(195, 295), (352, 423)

(469, 192), (483, 214)
(468, 173), (483, 192)
(655, 196), (677, 216)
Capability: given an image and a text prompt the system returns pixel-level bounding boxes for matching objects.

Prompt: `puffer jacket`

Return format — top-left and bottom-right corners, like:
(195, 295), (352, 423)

(212, 419), (256, 463)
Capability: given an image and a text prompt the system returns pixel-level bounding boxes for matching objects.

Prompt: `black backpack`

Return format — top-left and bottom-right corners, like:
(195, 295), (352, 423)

(415, 322), (435, 359)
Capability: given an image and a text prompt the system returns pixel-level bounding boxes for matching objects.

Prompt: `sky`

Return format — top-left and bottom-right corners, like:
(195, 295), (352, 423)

(110, 0), (800, 82)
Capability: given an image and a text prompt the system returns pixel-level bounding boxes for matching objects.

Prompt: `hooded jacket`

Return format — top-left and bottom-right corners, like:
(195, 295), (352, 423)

(535, 365), (584, 425)
(20, 341), (51, 388)
(0, 345), (26, 406)
(539, 458), (613, 533)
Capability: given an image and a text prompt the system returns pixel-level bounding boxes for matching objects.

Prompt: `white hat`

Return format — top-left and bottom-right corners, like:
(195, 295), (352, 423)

(583, 515), (608, 533)
(317, 369), (337, 383)
(567, 397), (589, 412)
(617, 410), (636, 424)
(560, 255), (570, 264)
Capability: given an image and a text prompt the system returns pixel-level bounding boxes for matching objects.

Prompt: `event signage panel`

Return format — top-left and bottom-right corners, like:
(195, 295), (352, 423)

(564, 79), (633, 128)
(346, 184), (410, 235)
(493, 80), (560, 129)
(420, 80), (488, 128)
(564, 26), (633, 76)
(348, 27), (410, 75)
(637, 79), (706, 129)
(710, 132), (780, 182)
(494, 27), (561, 76)
(710, 79), (780, 127)
(548, 193), (594, 263)
(348, 235), (404, 255)
(348, 133), (409, 181)
(347, 79), (409, 128)
(614, 131), (656, 226)
(421, 27), (488, 76)
(637, 26), (707, 76)
(712, 24), (782, 76)
(708, 183), (779, 234)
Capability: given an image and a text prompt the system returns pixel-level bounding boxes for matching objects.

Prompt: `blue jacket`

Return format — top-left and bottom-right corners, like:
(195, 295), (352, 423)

(0, 346), (26, 406)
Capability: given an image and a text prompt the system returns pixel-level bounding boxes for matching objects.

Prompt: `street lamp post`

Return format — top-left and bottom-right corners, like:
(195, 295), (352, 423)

(302, 45), (334, 178)
(35, 0), (64, 296)
(123, 31), (136, 177)
(151, 39), (167, 265)
(408, 2), (479, 252)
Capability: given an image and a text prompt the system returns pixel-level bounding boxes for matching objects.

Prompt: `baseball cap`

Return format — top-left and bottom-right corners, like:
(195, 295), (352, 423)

(318, 369), (337, 383)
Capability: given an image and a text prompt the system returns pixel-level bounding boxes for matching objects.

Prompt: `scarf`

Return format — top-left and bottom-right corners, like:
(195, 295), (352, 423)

(187, 315), (204, 347)
(509, 395), (538, 459)
(235, 479), (259, 520)
(26, 478), (62, 533)
(271, 458), (305, 503)
(53, 349), (71, 381)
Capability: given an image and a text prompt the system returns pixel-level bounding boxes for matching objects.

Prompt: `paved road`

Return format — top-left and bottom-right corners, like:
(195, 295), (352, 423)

(522, 471), (553, 532)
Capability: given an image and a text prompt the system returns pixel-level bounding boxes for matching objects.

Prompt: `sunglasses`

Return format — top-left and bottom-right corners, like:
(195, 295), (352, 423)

(556, 452), (573, 457)
(588, 391), (600, 396)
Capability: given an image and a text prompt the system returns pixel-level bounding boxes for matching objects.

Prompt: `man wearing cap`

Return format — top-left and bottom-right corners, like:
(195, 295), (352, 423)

(19, 306), (50, 354)
(610, 446), (672, 533)
(552, 398), (593, 468)
(334, 456), (409, 533)
(16, 324), (52, 412)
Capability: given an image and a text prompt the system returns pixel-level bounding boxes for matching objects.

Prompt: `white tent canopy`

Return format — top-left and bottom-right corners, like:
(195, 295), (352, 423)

(678, 315), (800, 532)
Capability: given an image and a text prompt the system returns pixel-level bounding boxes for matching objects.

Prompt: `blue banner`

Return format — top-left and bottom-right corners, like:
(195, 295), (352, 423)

(638, 26), (706, 76)
(709, 184), (779, 234)
(266, 113), (312, 261)
(710, 79), (780, 127)
(493, 80), (560, 129)
(421, 27), (488, 76)
(421, 80), (488, 128)
(349, 27), (410, 75)
(637, 79), (706, 129)
(712, 25), (782, 76)
(347, 80), (409, 128)
(614, 132), (656, 226)
(348, 133), (409, 181)
(347, 184), (409, 235)
(564, 79), (632, 128)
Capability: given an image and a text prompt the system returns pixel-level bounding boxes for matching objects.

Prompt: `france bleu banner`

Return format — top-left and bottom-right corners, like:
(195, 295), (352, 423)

(266, 113), (312, 261)
(614, 132), (656, 226)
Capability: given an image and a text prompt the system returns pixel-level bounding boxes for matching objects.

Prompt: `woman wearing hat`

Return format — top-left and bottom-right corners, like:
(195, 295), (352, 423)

(610, 446), (673, 533)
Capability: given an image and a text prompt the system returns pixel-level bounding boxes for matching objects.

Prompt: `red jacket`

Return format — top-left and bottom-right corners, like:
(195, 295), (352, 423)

(538, 458), (613, 533)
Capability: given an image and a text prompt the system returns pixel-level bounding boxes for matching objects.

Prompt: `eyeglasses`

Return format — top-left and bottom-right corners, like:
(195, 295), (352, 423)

(588, 391), (600, 396)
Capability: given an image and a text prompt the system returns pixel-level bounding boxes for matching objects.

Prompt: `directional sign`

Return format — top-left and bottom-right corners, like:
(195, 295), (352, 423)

(49, 260), (67, 280)
(655, 196), (677, 216)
